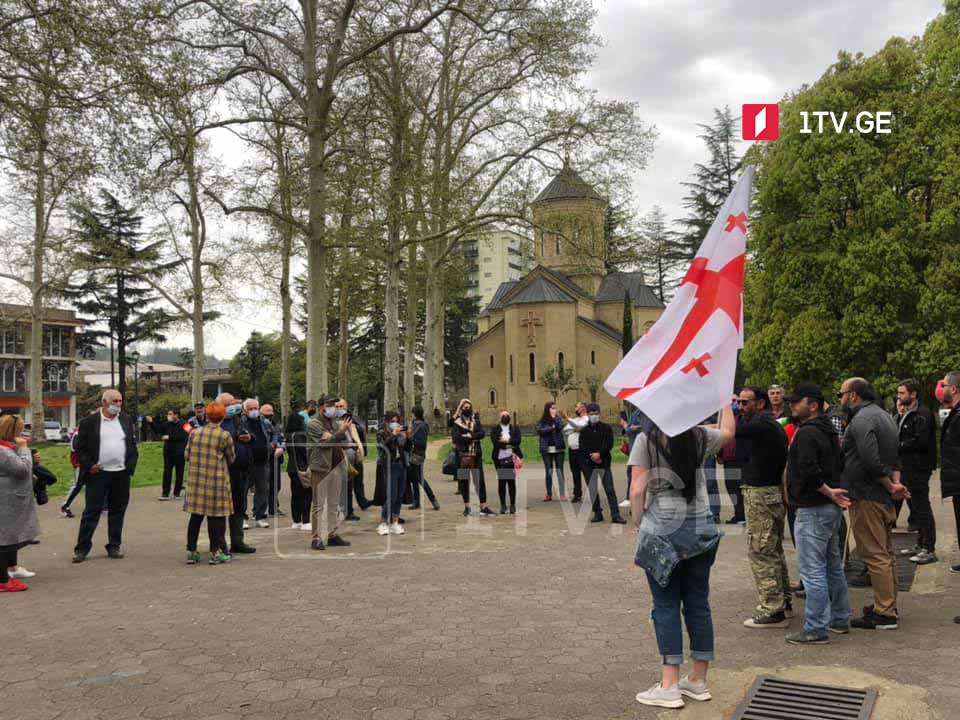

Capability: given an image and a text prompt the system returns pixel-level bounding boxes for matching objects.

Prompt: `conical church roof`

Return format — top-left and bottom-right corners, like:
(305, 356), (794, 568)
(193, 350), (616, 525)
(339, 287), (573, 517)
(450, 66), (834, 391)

(532, 160), (606, 203)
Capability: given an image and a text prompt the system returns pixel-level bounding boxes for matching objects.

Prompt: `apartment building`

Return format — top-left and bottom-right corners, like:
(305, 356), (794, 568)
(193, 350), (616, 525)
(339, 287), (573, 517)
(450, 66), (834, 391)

(462, 229), (533, 310)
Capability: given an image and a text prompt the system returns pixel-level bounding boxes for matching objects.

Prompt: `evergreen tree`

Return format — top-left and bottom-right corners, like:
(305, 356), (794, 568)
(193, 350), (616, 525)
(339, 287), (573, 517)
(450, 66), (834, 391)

(231, 332), (276, 399)
(65, 191), (180, 398)
(639, 206), (682, 302)
(621, 290), (633, 357)
(676, 106), (742, 261)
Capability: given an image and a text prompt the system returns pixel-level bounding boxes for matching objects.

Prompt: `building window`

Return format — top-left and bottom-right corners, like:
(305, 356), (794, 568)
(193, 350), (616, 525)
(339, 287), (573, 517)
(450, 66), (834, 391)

(483, 272), (493, 278)
(483, 256), (492, 263)
(43, 326), (71, 357)
(558, 351), (565, 372)
(1, 361), (25, 392)
(0, 328), (24, 355)
(555, 234), (561, 254)
(489, 388), (496, 406)
(509, 354), (514, 383)
(489, 354), (495, 369)
(591, 350), (596, 365)
(528, 352), (536, 383)
(42, 362), (70, 392)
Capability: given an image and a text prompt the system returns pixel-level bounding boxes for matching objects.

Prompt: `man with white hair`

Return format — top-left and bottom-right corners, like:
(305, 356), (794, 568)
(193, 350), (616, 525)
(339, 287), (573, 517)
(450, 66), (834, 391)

(237, 398), (275, 528)
(72, 389), (139, 562)
(218, 392), (256, 554)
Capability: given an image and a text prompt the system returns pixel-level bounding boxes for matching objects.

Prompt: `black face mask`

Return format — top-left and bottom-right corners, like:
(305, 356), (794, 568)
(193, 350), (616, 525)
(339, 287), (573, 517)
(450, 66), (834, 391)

(500, 416), (510, 425)
(462, 409), (472, 418)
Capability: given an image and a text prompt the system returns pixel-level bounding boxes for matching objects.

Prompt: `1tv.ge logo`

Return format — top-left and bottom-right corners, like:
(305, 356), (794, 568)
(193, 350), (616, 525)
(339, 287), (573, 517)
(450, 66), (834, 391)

(742, 103), (893, 141)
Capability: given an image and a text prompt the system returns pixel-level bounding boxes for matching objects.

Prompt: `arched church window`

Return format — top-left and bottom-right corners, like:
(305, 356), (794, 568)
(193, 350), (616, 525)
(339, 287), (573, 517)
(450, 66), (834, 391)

(555, 233), (561, 255)
(489, 388), (497, 406)
(489, 354), (495, 369)
(590, 350), (596, 366)
(528, 352), (536, 383)
(558, 351), (565, 372)
(509, 355), (514, 383)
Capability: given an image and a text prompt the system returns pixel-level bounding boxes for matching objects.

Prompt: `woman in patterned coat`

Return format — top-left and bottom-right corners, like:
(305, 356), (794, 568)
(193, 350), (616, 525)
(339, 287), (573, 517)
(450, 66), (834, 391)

(183, 402), (235, 565)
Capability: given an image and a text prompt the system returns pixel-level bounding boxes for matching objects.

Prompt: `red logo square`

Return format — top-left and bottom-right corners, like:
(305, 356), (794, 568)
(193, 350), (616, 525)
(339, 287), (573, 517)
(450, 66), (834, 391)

(742, 103), (779, 141)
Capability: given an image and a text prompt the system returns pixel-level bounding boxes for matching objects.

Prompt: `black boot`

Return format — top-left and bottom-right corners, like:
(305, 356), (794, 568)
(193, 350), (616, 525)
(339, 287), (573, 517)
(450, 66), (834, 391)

(591, 512), (604, 523)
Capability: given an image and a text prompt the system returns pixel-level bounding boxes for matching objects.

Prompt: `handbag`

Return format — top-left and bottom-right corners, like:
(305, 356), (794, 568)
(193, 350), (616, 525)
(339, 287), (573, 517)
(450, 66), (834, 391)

(459, 453), (477, 469)
(442, 450), (458, 476)
(620, 440), (631, 456)
(512, 453), (523, 471)
(409, 449), (425, 466)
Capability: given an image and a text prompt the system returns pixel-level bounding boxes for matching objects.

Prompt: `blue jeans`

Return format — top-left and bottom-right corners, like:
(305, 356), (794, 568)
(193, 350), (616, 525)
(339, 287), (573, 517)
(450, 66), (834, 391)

(381, 462), (405, 522)
(543, 452), (565, 496)
(795, 504), (851, 635)
(644, 544), (717, 665)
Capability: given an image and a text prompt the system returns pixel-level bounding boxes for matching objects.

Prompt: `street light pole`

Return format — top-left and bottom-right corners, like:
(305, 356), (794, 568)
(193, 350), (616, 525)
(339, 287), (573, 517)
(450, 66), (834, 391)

(130, 350), (140, 437)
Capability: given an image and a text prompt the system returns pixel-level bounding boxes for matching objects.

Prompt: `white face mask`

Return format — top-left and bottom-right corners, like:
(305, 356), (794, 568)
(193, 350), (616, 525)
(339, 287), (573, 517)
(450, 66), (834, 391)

(324, 407), (337, 418)
(247, 409), (259, 419)
(105, 403), (121, 417)
(388, 422), (400, 431)
(588, 414), (600, 425)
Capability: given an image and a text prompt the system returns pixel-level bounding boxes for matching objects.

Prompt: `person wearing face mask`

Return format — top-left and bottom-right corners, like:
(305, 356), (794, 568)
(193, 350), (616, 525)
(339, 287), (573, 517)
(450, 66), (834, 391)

(376, 410), (408, 535)
(259, 404), (285, 518)
(491, 410), (522, 514)
(562, 403), (589, 503)
(284, 401), (312, 531)
(407, 405), (439, 512)
(235, 399), (276, 529)
(217, 392), (256, 555)
(150, 408), (189, 501)
(578, 403), (625, 525)
(335, 398), (367, 520)
(306, 395), (352, 549)
(536, 401), (566, 502)
(451, 399), (495, 516)
(72, 389), (139, 563)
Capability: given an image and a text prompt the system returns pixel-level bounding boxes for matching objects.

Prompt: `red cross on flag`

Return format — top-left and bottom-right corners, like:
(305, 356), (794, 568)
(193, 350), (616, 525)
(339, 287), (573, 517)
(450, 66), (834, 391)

(604, 165), (756, 437)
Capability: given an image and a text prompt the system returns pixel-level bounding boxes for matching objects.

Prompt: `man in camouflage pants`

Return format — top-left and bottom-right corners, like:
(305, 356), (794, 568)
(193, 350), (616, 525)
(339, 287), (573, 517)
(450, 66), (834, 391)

(736, 386), (792, 628)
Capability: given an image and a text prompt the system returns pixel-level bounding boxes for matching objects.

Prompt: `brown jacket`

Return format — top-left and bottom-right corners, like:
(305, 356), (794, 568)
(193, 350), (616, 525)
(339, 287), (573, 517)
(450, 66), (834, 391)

(307, 415), (349, 475)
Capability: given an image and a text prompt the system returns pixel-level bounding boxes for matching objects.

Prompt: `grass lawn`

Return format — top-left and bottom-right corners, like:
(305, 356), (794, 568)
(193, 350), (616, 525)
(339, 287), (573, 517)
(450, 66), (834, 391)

(31, 441), (167, 498)
(433, 434), (630, 464)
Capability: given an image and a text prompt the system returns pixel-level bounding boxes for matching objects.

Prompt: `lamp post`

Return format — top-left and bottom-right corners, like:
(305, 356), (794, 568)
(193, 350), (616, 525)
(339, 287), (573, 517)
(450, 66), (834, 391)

(130, 350), (140, 437)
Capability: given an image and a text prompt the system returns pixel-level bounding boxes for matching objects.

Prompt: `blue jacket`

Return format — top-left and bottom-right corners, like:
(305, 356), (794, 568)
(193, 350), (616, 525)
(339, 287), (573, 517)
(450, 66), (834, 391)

(536, 417), (566, 456)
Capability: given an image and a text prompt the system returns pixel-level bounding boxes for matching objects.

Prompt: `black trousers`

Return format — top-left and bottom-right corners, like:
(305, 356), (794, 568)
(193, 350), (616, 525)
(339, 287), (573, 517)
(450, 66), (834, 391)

(288, 470), (313, 524)
(74, 469), (130, 556)
(247, 461), (270, 520)
(186, 514), (226, 552)
(898, 470), (936, 551)
(723, 462), (745, 521)
(953, 496), (960, 552)
(162, 450), (186, 497)
(588, 464), (621, 517)
(228, 466), (248, 548)
(569, 449), (585, 499)
(458, 465), (487, 504)
(267, 457), (281, 515)
(495, 458), (517, 509)
(353, 462), (369, 508)
(408, 462), (437, 507)
(0, 549), (17, 582)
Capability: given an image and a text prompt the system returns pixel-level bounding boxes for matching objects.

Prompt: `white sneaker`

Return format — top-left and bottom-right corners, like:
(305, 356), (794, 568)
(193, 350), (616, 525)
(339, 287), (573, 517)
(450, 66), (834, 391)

(242, 521), (250, 530)
(635, 683), (684, 709)
(291, 522), (302, 530)
(256, 520), (269, 529)
(619, 499), (631, 508)
(390, 522), (405, 535)
(8, 566), (35, 579)
(301, 523), (313, 532)
(678, 676), (711, 702)
(377, 522), (390, 536)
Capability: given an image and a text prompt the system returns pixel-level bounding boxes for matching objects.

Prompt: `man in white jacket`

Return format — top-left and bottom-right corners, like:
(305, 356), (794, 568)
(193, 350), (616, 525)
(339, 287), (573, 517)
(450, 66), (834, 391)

(562, 403), (589, 503)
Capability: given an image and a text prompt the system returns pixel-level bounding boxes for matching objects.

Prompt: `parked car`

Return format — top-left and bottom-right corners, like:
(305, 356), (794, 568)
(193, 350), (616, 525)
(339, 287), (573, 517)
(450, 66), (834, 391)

(42, 420), (63, 441)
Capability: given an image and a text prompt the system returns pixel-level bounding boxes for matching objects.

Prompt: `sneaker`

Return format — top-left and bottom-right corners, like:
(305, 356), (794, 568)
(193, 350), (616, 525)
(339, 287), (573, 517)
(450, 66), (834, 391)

(71, 553), (86, 563)
(635, 683), (684, 709)
(851, 610), (899, 630)
(743, 611), (789, 628)
(300, 523), (313, 532)
(909, 550), (938, 565)
(898, 545), (922, 557)
(158, 495), (172, 501)
(310, 538), (325, 551)
(559, 495), (568, 501)
(591, 513), (604, 523)
(377, 522), (390, 536)
(327, 535), (351, 547)
(59, 505), (75, 518)
(106, 547), (124, 559)
(242, 521), (250, 530)
(229, 544), (256, 554)
(611, 516), (627, 524)
(291, 522), (302, 530)
(951, 564), (960, 573)
(543, 495), (552, 502)
(678, 676), (711, 702)
(8, 566), (35, 579)
(785, 630), (829, 645)
(480, 506), (496, 516)
(431, 501), (441, 511)
(500, 507), (507, 514)
(509, 506), (517, 514)
(0, 578), (29, 593)
(345, 514), (361, 522)
(619, 499), (631, 508)
(390, 522), (405, 535)
(256, 519), (269, 529)
(829, 622), (850, 635)
(186, 552), (201, 565)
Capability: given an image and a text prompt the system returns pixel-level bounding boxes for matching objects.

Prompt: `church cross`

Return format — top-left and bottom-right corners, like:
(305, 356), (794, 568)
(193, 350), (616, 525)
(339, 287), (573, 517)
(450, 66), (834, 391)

(520, 311), (543, 347)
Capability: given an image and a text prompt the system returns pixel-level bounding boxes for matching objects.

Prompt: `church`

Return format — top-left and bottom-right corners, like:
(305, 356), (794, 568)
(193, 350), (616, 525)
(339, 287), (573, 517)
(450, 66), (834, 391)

(467, 162), (664, 425)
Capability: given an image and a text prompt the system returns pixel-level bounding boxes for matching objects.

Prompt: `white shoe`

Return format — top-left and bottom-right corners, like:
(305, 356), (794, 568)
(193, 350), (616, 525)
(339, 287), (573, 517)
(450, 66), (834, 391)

(242, 521), (250, 530)
(291, 522), (302, 530)
(635, 683), (684, 709)
(8, 566), (35, 579)
(619, 499), (631, 508)
(301, 523), (313, 532)
(678, 676), (711, 702)
(256, 520), (269, 529)
(377, 522), (390, 536)
(390, 522), (405, 535)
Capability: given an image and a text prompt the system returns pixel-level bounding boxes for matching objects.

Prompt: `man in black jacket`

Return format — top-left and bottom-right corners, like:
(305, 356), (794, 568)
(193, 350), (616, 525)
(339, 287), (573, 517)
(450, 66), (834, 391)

(150, 408), (189, 500)
(939, 371), (960, 575)
(895, 378), (938, 564)
(736, 386), (792, 628)
(580, 403), (625, 525)
(72, 389), (139, 562)
(217, 391), (256, 554)
(783, 383), (852, 645)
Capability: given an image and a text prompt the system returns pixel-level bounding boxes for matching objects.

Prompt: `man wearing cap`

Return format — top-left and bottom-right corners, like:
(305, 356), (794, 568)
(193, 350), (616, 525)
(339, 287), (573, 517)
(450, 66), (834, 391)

(187, 402), (207, 430)
(783, 383), (852, 644)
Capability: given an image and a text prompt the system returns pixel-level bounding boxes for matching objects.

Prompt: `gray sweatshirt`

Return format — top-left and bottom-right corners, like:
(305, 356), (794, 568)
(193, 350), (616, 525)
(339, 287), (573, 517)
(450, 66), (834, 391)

(841, 402), (900, 505)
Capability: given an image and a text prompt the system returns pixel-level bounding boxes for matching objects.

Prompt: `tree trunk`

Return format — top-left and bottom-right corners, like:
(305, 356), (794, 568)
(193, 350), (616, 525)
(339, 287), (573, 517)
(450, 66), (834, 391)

(336, 204), (352, 401)
(402, 241), (418, 413)
(279, 218), (293, 419)
(185, 138), (206, 402)
(28, 131), (46, 431)
(423, 268), (446, 414)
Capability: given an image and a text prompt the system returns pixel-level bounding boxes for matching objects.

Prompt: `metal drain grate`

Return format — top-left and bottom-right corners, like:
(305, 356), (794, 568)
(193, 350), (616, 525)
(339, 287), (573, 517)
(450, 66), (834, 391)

(732, 676), (877, 720)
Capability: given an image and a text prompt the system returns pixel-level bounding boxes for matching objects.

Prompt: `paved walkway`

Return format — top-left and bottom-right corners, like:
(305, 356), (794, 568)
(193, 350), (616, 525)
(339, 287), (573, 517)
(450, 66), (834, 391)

(5, 460), (958, 720)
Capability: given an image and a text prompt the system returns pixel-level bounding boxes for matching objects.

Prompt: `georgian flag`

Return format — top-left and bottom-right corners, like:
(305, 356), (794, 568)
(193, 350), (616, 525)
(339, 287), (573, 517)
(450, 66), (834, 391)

(604, 165), (756, 436)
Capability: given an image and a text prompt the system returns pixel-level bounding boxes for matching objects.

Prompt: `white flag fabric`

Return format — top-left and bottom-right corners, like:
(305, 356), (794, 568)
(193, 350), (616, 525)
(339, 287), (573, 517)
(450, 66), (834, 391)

(604, 165), (756, 436)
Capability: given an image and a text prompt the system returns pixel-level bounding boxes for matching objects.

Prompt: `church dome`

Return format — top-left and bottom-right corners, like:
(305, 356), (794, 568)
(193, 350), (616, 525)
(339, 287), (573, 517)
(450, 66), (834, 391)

(532, 160), (605, 204)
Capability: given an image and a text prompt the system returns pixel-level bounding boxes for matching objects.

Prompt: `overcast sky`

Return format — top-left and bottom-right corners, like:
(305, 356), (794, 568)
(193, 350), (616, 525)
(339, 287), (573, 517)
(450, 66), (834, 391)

(168, 0), (946, 359)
